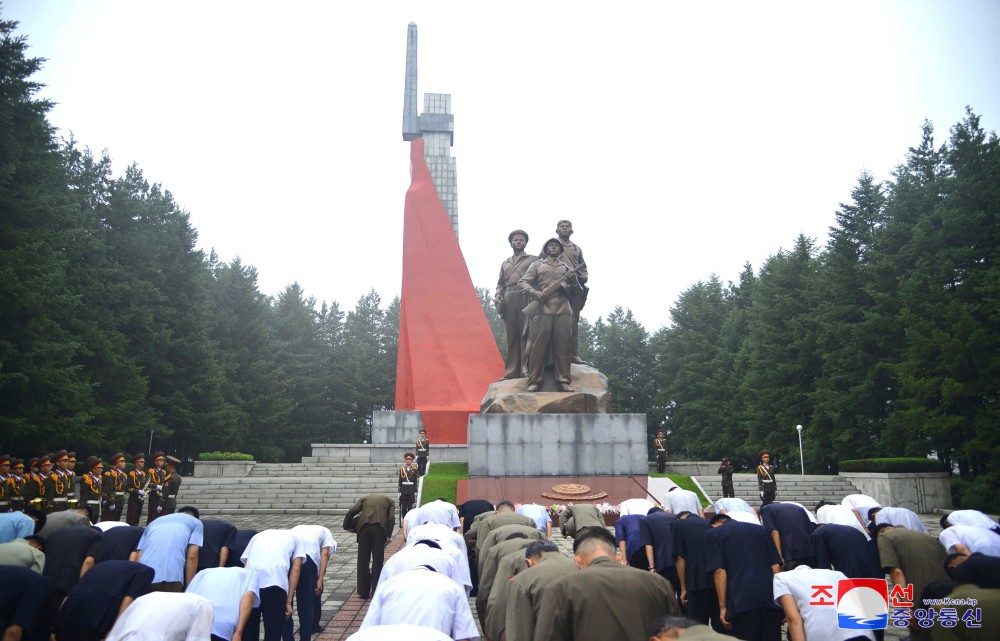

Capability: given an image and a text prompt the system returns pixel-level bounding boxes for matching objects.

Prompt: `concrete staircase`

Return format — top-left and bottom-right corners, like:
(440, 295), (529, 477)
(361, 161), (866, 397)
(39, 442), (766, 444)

(176, 462), (401, 516)
(693, 473), (861, 510)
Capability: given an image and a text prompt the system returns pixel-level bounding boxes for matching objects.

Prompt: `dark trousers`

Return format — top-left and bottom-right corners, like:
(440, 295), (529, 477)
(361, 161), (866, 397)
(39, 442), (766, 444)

(761, 491), (775, 507)
(722, 483), (735, 498)
(399, 493), (415, 524)
(687, 587), (724, 632)
(656, 453), (666, 473)
(416, 456), (428, 476)
(282, 557), (318, 641)
(146, 494), (161, 524)
(126, 496), (143, 526)
(356, 523), (387, 599)
(246, 585), (288, 641)
(100, 497), (123, 522)
(731, 607), (782, 641)
(52, 625), (101, 641)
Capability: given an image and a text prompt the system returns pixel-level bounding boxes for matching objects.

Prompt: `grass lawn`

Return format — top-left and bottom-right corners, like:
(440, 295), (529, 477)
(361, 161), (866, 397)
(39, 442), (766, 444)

(648, 473), (712, 507)
(419, 462), (469, 505)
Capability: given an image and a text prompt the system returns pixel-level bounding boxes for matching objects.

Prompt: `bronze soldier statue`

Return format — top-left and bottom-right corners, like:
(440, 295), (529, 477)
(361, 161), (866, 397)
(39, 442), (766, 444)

(494, 229), (534, 380)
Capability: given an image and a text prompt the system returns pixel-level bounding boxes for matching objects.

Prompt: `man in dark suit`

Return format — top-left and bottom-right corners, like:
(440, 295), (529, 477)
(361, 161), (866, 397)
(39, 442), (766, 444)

(343, 494), (395, 599)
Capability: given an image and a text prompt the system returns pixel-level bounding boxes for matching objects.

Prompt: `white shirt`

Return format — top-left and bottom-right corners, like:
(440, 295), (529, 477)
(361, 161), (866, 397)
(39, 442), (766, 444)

(874, 507), (927, 533)
(773, 566), (875, 641)
(379, 542), (469, 592)
(105, 592), (214, 641)
(186, 567), (261, 641)
(939, 525), (1000, 556)
(726, 511), (762, 526)
(412, 500), (460, 530)
(665, 489), (701, 515)
(515, 504), (553, 531)
(94, 521), (130, 532)
(946, 510), (998, 530)
(406, 522), (468, 556)
(841, 494), (882, 514)
(361, 568), (478, 640)
(618, 499), (655, 517)
(817, 504), (870, 540)
(241, 529), (306, 592)
(781, 502), (818, 524)
(290, 524), (336, 566)
(714, 497), (755, 514)
(347, 623), (453, 641)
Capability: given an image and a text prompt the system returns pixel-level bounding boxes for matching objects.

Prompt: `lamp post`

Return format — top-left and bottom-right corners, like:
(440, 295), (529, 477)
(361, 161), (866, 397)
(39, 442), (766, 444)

(796, 424), (804, 475)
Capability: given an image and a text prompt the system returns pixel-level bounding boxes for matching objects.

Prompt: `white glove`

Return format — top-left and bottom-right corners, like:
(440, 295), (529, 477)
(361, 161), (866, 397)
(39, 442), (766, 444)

(156, 506), (163, 513)
(156, 485), (163, 491)
(138, 490), (145, 497)
(759, 491), (764, 499)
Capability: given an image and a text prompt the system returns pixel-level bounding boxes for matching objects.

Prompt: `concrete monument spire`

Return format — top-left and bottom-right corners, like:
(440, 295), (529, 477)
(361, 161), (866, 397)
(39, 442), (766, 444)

(402, 22), (420, 142)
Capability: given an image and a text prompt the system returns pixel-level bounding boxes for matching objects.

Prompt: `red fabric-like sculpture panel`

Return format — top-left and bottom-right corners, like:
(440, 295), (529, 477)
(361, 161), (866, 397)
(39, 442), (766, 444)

(395, 139), (504, 443)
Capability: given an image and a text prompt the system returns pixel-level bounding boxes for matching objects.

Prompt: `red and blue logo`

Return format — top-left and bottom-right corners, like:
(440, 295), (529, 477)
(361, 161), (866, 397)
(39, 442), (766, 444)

(837, 579), (889, 629)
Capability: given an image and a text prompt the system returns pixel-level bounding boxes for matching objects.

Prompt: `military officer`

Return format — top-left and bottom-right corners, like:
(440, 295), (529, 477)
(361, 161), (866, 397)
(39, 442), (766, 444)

(653, 430), (668, 474)
(66, 451), (79, 508)
(46, 450), (72, 512)
(0, 454), (11, 512)
(80, 456), (104, 522)
(34, 455), (52, 512)
(125, 453), (148, 526)
(757, 450), (778, 506)
(159, 456), (183, 516)
(398, 453), (419, 524)
(415, 429), (430, 476)
(9, 459), (26, 512)
(145, 452), (167, 524)
(24, 458), (41, 511)
(102, 453), (127, 522)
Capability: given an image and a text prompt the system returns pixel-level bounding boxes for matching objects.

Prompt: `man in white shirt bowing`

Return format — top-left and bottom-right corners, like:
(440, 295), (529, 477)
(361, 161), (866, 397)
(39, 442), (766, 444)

(361, 566), (478, 641)
(241, 529), (306, 641)
(284, 524), (336, 640)
(187, 566), (261, 641)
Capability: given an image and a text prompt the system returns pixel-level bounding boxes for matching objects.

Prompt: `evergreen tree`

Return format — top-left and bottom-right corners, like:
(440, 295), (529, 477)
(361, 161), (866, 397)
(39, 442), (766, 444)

(591, 307), (653, 415)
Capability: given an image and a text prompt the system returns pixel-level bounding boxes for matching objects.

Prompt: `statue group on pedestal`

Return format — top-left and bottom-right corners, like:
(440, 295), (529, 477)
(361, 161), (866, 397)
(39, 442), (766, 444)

(493, 220), (589, 392)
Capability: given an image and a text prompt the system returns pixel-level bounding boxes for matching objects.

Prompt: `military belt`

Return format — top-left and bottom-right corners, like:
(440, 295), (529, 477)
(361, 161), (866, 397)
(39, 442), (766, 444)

(115, 492), (125, 496)
(53, 497), (68, 502)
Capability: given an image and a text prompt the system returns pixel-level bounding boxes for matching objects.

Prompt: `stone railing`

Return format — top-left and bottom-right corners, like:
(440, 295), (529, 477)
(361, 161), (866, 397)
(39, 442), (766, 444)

(839, 471), (952, 513)
(194, 460), (256, 477)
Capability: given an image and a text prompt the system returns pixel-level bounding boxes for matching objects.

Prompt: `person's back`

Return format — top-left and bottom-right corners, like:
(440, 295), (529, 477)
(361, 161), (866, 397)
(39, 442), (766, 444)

(773, 566), (875, 641)
(361, 568), (478, 640)
(198, 518), (237, 570)
(619, 498), (655, 516)
(43, 525), (103, 595)
(666, 488), (701, 515)
(54, 560), (154, 640)
(104, 592), (215, 641)
(186, 566), (261, 641)
(810, 524), (881, 579)
(714, 497), (754, 514)
(505, 551), (577, 641)
(136, 512), (203, 584)
(558, 504), (603, 537)
(614, 514), (645, 567)
(413, 499), (459, 530)
(939, 524), (1000, 556)
(877, 526), (948, 601)
(874, 506), (926, 532)
(96, 525), (144, 563)
(761, 503), (815, 566)
(534, 529), (679, 641)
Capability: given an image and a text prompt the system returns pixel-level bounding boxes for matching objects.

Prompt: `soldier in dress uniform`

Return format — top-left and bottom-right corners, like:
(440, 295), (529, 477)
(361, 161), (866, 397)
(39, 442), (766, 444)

(125, 453), (148, 526)
(146, 452), (167, 524)
(398, 453), (419, 524)
(46, 450), (72, 512)
(415, 429), (430, 477)
(160, 456), (183, 516)
(0, 454), (11, 512)
(653, 431), (668, 474)
(101, 453), (127, 522)
(80, 456), (104, 522)
(33, 455), (51, 512)
(24, 458), (41, 511)
(66, 451), (79, 509)
(10, 459), (26, 512)
(757, 450), (778, 507)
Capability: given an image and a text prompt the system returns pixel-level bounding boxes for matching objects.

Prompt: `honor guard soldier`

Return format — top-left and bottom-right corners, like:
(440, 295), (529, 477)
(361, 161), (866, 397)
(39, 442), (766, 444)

(125, 453), (148, 526)
(80, 456), (104, 522)
(757, 450), (777, 507)
(398, 453), (419, 523)
(0, 454), (11, 512)
(159, 456), (183, 516)
(415, 429), (430, 476)
(102, 453), (127, 522)
(35, 455), (52, 512)
(66, 451), (79, 508)
(47, 450), (72, 512)
(146, 452), (167, 524)
(10, 459), (26, 512)
(24, 458), (42, 511)
(653, 431), (668, 474)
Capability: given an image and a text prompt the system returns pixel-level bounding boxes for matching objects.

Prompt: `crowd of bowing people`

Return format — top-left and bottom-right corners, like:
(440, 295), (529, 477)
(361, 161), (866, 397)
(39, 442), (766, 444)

(1, 484), (998, 641)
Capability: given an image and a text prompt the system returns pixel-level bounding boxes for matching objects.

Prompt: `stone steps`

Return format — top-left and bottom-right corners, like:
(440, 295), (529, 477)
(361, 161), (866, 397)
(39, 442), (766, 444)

(693, 474), (860, 509)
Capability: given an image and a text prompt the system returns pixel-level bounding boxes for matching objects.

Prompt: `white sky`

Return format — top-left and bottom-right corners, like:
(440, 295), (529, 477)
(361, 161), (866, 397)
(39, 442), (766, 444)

(6, 0), (999, 331)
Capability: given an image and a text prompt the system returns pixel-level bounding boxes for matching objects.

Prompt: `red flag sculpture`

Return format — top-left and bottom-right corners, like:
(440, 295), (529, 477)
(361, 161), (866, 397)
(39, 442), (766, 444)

(395, 138), (504, 443)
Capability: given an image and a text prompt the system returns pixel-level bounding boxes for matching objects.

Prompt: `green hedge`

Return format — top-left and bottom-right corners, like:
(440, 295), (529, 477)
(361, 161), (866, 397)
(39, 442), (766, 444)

(198, 451), (254, 461)
(839, 458), (947, 473)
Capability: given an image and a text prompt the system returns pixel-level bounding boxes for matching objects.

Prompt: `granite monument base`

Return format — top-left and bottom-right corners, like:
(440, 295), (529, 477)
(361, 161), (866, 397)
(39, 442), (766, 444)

(468, 413), (647, 477)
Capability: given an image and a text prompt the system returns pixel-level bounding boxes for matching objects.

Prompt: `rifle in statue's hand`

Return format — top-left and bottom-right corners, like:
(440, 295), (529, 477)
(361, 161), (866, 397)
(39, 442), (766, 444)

(521, 263), (584, 318)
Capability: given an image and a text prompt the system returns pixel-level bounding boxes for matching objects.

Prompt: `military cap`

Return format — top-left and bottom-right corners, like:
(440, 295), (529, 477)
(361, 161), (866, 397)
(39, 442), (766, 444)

(38, 455), (51, 466)
(13, 459), (24, 470)
(85, 456), (102, 470)
(151, 452), (165, 462)
(508, 229), (529, 243)
(542, 237), (564, 254)
(27, 457), (39, 469)
(0, 454), (10, 465)
(132, 453), (146, 463)
(109, 453), (126, 464)
(760, 450), (772, 458)
(165, 455), (181, 465)
(53, 450), (69, 462)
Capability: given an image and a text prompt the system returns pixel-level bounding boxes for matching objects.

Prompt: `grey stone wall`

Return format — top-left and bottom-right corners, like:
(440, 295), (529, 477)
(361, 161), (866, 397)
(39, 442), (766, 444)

(838, 472), (952, 512)
(468, 413), (648, 477)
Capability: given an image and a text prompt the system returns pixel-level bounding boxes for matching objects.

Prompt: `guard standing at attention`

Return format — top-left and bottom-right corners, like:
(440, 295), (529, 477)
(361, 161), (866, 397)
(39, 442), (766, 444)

(9, 459), (26, 512)
(24, 458), (42, 511)
(160, 456), (183, 516)
(718, 457), (735, 498)
(398, 453), (419, 522)
(102, 453), (127, 522)
(145, 452), (167, 524)
(46, 450), (72, 512)
(80, 456), (104, 522)
(35, 455), (52, 512)
(653, 431), (668, 474)
(757, 450), (777, 507)
(0, 454), (10, 512)
(415, 429), (430, 476)
(125, 453), (147, 526)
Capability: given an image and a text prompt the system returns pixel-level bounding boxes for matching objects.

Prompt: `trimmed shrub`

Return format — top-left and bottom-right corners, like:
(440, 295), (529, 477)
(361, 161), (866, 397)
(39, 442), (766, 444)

(198, 451), (254, 461)
(839, 458), (947, 473)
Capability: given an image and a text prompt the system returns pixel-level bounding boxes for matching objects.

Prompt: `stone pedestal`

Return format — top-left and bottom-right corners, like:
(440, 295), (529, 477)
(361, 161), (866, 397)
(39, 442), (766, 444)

(468, 413), (647, 477)
(372, 410), (424, 444)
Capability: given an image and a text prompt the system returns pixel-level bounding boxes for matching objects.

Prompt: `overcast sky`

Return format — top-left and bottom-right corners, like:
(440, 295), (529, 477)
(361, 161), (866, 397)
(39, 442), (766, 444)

(6, 0), (999, 331)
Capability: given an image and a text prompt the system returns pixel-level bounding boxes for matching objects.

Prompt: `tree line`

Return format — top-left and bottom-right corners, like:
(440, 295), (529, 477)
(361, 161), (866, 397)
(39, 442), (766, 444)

(2, 17), (997, 504)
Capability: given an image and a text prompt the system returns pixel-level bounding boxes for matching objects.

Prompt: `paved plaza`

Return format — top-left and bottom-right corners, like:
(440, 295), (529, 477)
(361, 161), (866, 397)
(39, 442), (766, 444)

(210, 509), (944, 640)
